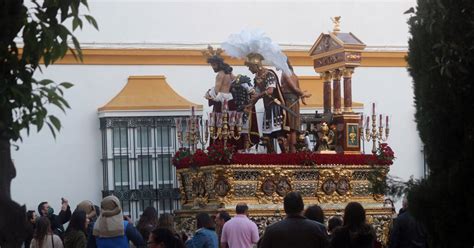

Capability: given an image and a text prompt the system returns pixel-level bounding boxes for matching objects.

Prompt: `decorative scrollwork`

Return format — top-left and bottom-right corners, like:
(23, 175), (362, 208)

(190, 170), (208, 208)
(256, 168), (293, 204)
(316, 168), (352, 203)
(213, 166), (234, 206)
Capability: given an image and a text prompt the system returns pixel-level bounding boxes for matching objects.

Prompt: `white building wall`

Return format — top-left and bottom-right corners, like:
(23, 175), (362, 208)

(11, 0), (420, 211)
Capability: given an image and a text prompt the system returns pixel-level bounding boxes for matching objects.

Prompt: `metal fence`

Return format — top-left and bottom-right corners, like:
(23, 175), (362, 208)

(100, 116), (189, 220)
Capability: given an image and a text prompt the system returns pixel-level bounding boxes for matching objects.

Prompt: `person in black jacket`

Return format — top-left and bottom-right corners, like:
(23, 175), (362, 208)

(37, 197), (72, 240)
(330, 202), (376, 248)
(259, 192), (329, 248)
(388, 197), (428, 248)
(24, 210), (37, 248)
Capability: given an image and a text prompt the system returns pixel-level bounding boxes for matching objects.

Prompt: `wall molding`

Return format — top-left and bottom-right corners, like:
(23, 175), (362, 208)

(22, 46), (407, 67)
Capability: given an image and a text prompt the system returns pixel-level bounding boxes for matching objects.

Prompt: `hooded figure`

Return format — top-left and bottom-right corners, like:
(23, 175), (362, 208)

(93, 195), (145, 248)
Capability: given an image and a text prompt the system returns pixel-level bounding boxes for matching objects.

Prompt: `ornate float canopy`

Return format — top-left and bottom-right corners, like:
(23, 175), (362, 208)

(309, 19), (366, 72)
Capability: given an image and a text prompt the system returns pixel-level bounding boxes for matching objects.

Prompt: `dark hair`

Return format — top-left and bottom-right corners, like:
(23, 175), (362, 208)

(343, 202), (366, 228)
(137, 207), (158, 229)
(207, 56), (233, 74)
(217, 211), (231, 222)
(328, 216), (343, 232)
(37, 202), (48, 216)
(27, 210), (35, 220)
(66, 210), (87, 234)
(236, 204), (248, 214)
(304, 205), (325, 223)
(150, 228), (185, 248)
(158, 213), (176, 233)
(196, 213), (213, 229)
(137, 206), (159, 240)
(33, 216), (52, 248)
(284, 192), (304, 215)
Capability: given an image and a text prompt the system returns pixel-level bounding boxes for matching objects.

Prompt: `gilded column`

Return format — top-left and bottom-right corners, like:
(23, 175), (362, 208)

(321, 71), (332, 114)
(343, 68), (354, 113)
(332, 69), (342, 114)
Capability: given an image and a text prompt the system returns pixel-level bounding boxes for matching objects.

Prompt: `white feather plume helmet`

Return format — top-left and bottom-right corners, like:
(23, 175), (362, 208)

(221, 29), (292, 76)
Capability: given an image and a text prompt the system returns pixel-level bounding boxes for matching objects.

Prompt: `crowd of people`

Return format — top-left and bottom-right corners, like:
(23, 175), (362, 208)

(23, 192), (427, 248)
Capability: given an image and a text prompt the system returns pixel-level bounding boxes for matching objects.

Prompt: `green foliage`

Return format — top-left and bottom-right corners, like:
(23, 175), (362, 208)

(406, 0), (474, 246)
(0, 0), (98, 141)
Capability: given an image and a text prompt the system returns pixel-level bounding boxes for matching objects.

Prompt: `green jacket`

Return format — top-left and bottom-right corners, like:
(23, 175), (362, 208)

(64, 229), (87, 248)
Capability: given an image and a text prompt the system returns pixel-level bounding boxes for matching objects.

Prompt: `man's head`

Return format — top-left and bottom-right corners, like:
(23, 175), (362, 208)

(328, 216), (343, 233)
(304, 205), (325, 223)
(207, 56), (233, 74)
(215, 211), (231, 228)
(235, 203), (249, 215)
(245, 53), (264, 74)
(38, 202), (51, 217)
(284, 191), (304, 215)
(196, 212), (213, 229)
(204, 45), (232, 74)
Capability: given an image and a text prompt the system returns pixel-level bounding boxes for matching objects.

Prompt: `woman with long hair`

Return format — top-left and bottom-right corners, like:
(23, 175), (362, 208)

(136, 206), (159, 240)
(157, 213), (176, 233)
(64, 210), (88, 248)
(331, 202), (376, 248)
(147, 228), (185, 248)
(30, 216), (64, 248)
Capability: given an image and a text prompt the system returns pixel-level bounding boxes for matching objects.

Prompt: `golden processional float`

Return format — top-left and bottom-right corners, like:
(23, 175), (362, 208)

(173, 19), (394, 246)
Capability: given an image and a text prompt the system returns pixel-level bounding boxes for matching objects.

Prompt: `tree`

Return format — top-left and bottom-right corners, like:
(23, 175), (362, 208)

(0, 0), (97, 246)
(406, 0), (474, 247)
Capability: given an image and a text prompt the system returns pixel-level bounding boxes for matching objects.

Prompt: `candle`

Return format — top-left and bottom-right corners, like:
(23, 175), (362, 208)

(379, 114), (382, 127)
(386, 116), (389, 129)
(191, 106), (195, 116)
(366, 116), (369, 129)
(372, 103), (375, 115)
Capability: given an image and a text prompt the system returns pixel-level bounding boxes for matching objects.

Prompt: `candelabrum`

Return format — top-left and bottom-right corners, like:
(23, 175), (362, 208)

(360, 103), (390, 154)
(175, 106), (205, 153)
(208, 101), (244, 147)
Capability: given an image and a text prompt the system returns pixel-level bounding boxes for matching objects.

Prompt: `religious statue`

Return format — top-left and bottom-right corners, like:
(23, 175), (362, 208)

(316, 122), (335, 152)
(280, 59), (312, 153)
(331, 16), (341, 33)
(244, 53), (289, 153)
(222, 29), (297, 153)
(202, 45), (259, 150)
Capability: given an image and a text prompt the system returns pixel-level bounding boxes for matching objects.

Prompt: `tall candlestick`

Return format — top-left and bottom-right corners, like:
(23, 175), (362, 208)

(379, 114), (382, 127)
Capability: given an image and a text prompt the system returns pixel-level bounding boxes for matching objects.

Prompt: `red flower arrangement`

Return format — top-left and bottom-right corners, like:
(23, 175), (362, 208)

(172, 148), (192, 169)
(172, 144), (395, 168)
(376, 143), (395, 164)
(207, 143), (234, 164)
(192, 149), (210, 167)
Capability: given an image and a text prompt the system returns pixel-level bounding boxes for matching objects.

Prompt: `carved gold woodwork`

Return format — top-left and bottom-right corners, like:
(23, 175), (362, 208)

(256, 168), (293, 204)
(317, 168), (353, 203)
(213, 166), (234, 206)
